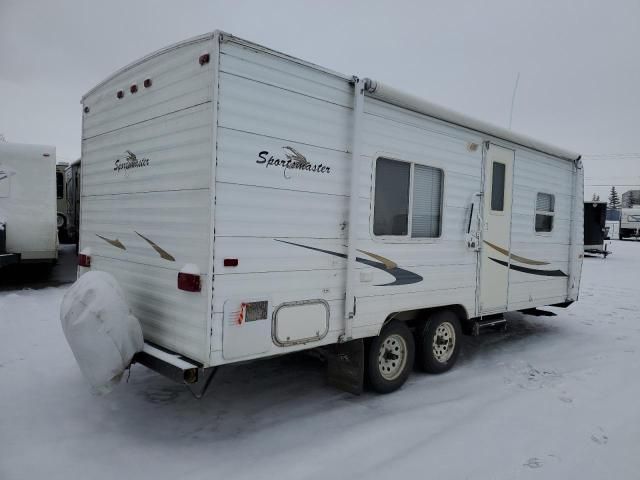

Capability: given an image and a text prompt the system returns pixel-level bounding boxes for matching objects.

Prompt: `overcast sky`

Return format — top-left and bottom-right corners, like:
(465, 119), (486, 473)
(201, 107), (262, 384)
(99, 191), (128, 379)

(1, 0), (639, 200)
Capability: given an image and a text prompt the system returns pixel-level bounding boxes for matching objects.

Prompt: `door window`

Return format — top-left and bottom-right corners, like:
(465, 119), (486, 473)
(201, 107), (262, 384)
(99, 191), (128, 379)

(490, 162), (505, 212)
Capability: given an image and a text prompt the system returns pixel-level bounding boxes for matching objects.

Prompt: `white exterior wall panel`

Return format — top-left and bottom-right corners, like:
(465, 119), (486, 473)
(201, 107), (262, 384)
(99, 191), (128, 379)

(507, 148), (576, 309)
(80, 36), (215, 364)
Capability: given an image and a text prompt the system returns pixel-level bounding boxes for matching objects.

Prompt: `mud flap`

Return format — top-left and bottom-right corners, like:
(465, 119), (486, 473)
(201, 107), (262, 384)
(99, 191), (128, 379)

(326, 339), (364, 395)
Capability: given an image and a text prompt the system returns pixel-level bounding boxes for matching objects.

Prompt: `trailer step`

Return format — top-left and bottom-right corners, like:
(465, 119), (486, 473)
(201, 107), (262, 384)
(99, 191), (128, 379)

(472, 317), (507, 336)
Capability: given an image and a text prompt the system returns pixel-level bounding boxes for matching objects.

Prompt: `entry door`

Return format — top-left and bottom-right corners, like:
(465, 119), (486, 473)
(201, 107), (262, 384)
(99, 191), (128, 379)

(479, 143), (514, 313)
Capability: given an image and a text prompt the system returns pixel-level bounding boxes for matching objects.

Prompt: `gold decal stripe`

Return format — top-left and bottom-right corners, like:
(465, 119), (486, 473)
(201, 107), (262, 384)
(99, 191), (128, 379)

(357, 249), (397, 270)
(96, 234), (126, 250)
(135, 231), (176, 262)
(484, 241), (549, 266)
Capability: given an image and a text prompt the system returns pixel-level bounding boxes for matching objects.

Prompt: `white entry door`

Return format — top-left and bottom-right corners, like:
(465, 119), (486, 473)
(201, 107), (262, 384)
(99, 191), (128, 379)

(479, 143), (514, 314)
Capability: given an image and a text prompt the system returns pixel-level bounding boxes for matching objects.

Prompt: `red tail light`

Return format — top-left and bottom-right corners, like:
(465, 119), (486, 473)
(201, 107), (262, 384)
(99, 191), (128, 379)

(224, 258), (238, 267)
(116, 90), (124, 99)
(178, 272), (201, 292)
(143, 78), (152, 88)
(78, 254), (91, 267)
(199, 53), (210, 65)
(130, 84), (138, 94)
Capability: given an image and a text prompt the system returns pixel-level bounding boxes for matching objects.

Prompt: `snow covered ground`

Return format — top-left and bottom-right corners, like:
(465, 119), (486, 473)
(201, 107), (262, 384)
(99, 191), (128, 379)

(1, 241), (639, 479)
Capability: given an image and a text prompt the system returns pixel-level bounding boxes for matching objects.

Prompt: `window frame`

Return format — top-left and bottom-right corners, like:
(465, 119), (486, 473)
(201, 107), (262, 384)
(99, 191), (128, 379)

(371, 156), (445, 243)
(534, 191), (555, 234)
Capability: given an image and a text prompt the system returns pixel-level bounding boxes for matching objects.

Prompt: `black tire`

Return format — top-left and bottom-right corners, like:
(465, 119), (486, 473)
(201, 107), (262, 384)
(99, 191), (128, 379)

(415, 310), (462, 374)
(367, 320), (415, 394)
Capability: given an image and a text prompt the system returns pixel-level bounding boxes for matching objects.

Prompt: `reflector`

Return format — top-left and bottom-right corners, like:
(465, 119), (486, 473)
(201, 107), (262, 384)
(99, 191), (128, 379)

(178, 272), (201, 292)
(78, 254), (91, 268)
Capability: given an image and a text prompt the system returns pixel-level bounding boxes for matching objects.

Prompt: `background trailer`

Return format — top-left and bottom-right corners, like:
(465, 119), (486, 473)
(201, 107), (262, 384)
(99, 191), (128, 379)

(0, 142), (58, 268)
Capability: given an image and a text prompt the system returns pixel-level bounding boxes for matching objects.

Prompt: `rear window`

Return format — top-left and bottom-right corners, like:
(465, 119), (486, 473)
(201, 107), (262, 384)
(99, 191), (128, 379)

(628, 215), (640, 222)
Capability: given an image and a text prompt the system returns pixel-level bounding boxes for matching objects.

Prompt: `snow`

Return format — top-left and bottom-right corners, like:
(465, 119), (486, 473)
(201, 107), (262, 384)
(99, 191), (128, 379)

(1, 241), (640, 480)
(60, 271), (143, 393)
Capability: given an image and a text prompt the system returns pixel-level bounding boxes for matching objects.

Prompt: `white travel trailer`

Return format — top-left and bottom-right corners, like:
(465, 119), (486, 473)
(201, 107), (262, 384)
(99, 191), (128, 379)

(619, 207), (640, 239)
(0, 143), (58, 268)
(71, 31), (583, 395)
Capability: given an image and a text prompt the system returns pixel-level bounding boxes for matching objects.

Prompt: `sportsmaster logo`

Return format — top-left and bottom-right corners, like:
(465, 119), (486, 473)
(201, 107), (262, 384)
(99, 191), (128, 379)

(256, 146), (330, 178)
(114, 150), (150, 173)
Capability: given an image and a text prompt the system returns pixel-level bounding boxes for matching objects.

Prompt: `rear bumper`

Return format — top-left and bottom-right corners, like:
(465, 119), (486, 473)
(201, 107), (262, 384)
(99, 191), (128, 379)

(132, 342), (203, 384)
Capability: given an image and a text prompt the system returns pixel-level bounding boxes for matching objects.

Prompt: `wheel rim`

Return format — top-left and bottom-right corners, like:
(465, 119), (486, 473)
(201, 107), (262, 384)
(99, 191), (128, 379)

(432, 322), (456, 363)
(378, 333), (408, 381)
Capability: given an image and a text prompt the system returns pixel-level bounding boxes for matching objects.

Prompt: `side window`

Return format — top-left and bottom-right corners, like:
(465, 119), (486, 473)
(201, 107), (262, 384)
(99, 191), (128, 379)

(373, 158), (410, 236)
(535, 192), (555, 232)
(56, 171), (64, 199)
(490, 162), (505, 212)
(374, 158), (443, 238)
(412, 164), (443, 237)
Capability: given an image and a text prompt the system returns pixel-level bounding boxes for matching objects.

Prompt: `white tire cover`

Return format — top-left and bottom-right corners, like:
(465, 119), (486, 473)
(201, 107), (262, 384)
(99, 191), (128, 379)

(60, 271), (143, 394)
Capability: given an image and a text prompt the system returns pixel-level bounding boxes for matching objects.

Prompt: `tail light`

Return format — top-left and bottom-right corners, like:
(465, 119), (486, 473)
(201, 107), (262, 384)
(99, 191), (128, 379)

(223, 258), (238, 267)
(116, 90), (124, 99)
(143, 78), (152, 88)
(78, 254), (91, 267)
(199, 53), (210, 65)
(178, 272), (200, 292)
(130, 84), (138, 94)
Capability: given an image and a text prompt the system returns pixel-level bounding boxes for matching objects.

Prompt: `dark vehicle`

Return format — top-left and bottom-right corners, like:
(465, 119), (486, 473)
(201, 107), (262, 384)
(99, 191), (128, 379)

(584, 201), (610, 258)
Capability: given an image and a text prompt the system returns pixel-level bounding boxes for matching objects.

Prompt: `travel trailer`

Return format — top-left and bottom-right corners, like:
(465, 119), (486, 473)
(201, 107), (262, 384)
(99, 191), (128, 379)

(619, 207), (640, 239)
(583, 201), (609, 257)
(67, 31), (584, 396)
(0, 142), (58, 268)
(64, 159), (81, 244)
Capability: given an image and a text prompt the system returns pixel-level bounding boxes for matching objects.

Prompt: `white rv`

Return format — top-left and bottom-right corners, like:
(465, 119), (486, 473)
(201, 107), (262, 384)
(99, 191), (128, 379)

(0, 142), (58, 268)
(619, 207), (640, 239)
(70, 31), (583, 395)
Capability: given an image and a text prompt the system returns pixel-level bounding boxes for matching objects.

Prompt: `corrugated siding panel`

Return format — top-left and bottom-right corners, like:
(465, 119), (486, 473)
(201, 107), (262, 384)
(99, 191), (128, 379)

(217, 72), (351, 152)
(82, 103), (213, 196)
(90, 256), (209, 362)
(81, 190), (211, 269)
(507, 148), (574, 308)
(80, 40), (214, 363)
(83, 38), (214, 139)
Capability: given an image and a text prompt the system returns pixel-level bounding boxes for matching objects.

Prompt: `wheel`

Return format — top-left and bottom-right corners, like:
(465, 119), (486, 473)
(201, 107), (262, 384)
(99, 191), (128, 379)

(415, 310), (462, 374)
(367, 320), (415, 393)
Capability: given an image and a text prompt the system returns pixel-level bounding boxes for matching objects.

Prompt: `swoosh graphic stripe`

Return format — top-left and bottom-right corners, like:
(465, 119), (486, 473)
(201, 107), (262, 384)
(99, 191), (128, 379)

(96, 234), (126, 250)
(356, 249), (397, 270)
(484, 241), (549, 265)
(135, 231), (175, 262)
(489, 257), (567, 277)
(274, 240), (422, 286)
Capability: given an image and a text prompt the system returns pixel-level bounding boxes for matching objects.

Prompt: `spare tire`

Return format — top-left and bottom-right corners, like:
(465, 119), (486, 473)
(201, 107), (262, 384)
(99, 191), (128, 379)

(60, 271), (143, 394)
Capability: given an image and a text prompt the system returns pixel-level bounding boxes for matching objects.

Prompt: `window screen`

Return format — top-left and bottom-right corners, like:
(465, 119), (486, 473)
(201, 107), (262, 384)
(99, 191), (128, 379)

(412, 165), (443, 237)
(535, 192), (554, 232)
(56, 171), (64, 199)
(491, 162), (505, 211)
(373, 158), (410, 235)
